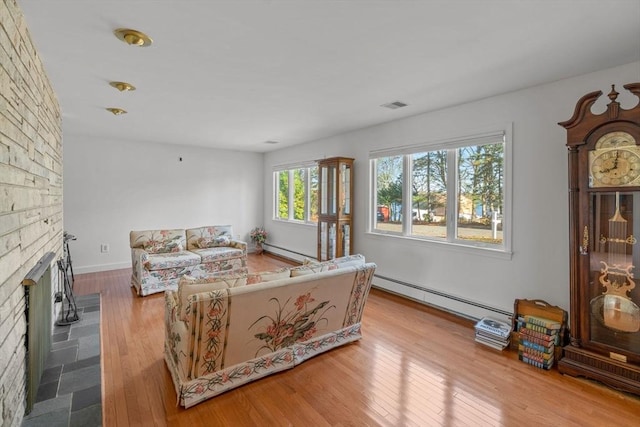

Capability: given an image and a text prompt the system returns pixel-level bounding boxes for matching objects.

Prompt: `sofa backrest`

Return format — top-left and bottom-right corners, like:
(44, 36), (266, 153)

(129, 229), (186, 253)
(185, 225), (234, 250)
(181, 263), (375, 379)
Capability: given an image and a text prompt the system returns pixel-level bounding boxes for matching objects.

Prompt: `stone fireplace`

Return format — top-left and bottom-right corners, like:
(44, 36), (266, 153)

(0, 2), (63, 425)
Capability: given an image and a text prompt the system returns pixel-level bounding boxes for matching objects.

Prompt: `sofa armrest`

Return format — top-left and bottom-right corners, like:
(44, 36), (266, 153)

(229, 240), (247, 255)
(131, 248), (150, 282)
(165, 290), (179, 333)
(165, 294), (191, 380)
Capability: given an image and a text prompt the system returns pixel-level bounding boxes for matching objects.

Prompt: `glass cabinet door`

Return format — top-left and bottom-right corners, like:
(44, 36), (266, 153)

(318, 220), (337, 261)
(588, 191), (640, 355)
(320, 166), (328, 215)
(317, 157), (354, 261)
(339, 162), (351, 215)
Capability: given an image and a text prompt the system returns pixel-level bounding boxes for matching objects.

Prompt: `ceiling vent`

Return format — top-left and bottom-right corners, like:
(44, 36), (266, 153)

(264, 140), (280, 144)
(381, 101), (408, 109)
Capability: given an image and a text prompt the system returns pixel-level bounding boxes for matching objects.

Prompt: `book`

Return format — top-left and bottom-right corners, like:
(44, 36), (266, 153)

(520, 337), (554, 353)
(519, 327), (556, 343)
(475, 335), (509, 351)
(518, 344), (554, 359)
(518, 353), (554, 370)
(524, 315), (561, 331)
(475, 316), (512, 339)
(474, 316), (511, 350)
(475, 332), (510, 346)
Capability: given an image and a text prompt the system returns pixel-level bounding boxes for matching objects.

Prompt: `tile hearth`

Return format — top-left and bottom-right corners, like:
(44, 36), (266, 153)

(22, 294), (102, 427)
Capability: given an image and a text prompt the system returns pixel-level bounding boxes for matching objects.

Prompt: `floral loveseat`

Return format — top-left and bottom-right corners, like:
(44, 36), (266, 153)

(164, 254), (375, 408)
(130, 226), (247, 296)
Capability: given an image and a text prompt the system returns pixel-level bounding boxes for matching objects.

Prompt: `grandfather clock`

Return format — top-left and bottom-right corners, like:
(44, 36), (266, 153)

(317, 157), (353, 261)
(558, 82), (640, 394)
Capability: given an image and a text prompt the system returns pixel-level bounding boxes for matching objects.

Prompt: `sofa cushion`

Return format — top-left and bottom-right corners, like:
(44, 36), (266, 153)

(144, 251), (201, 271)
(186, 226), (234, 250)
(247, 267), (291, 285)
(289, 262), (339, 277)
(195, 235), (231, 249)
(191, 246), (244, 263)
(178, 273), (247, 320)
(333, 254), (366, 268)
(303, 254), (366, 269)
(130, 229), (186, 254)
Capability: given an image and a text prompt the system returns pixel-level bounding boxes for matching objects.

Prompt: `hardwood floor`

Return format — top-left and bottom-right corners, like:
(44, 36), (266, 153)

(74, 254), (640, 426)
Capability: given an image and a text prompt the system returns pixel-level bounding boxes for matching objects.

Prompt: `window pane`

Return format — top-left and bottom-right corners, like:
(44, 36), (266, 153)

(411, 150), (447, 239)
(293, 168), (305, 220)
(456, 142), (504, 244)
(375, 156), (403, 233)
(277, 170), (289, 219)
(309, 167), (319, 222)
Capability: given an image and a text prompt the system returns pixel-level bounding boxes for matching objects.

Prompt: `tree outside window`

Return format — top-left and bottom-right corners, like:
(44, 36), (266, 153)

(371, 131), (508, 250)
(275, 165), (318, 223)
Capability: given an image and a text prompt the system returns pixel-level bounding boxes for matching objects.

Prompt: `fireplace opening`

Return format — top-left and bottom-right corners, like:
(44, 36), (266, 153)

(21, 252), (56, 415)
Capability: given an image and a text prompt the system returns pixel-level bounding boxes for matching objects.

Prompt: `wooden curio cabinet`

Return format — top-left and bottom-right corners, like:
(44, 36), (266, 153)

(558, 83), (640, 395)
(317, 157), (354, 261)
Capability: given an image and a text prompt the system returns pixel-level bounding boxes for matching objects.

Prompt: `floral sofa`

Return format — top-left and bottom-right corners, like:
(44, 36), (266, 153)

(164, 254), (375, 408)
(130, 226), (247, 296)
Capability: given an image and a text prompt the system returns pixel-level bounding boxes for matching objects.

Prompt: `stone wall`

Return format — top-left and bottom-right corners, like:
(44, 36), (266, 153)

(0, 0), (62, 425)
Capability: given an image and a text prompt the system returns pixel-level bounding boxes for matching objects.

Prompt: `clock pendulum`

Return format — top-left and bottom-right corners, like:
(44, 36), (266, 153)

(592, 191), (640, 333)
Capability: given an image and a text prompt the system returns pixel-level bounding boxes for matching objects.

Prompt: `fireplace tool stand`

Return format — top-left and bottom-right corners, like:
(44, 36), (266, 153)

(56, 232), (79, 325)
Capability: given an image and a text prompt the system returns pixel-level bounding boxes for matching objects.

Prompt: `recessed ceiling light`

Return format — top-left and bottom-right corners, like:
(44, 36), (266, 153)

(109, 81), (136, 92)
(264, 140), (280, 144)
(106, 107), (127, 115)
(114, 28), (153, 47)
(381, 101), (408, 109)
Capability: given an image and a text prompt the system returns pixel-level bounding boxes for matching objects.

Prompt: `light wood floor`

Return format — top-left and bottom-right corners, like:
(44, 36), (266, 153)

(73, 254), (640, 426)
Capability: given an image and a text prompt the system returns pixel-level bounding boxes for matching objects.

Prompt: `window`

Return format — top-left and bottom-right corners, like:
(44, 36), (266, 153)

(274, 163), (318, 223)
(371, 128), (511, 252)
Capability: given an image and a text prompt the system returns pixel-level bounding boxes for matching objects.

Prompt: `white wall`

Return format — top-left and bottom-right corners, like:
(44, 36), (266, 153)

(63, 137), (264, 273)
(263, 61), (640, 321)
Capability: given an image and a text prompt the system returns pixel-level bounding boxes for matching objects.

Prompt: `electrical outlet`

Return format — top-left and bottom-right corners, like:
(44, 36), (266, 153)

(100, 244), (110, 253)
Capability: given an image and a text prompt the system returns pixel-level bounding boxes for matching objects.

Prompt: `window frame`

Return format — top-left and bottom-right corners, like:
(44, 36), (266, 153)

(273, 161), (318, 224)
(369, 125), (512, 256)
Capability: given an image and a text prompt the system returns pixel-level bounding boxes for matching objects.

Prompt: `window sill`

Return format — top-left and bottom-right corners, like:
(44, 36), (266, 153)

(366, 230), (513, 260)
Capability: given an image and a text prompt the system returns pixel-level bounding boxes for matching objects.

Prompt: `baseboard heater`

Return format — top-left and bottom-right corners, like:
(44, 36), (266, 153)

(261, 245), (510, 319)
(261, 243), (315, 263)
(373, 273), (512, 320)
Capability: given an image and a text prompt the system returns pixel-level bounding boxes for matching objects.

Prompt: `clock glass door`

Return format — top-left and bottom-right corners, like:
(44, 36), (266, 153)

(588, 191), (640, 357)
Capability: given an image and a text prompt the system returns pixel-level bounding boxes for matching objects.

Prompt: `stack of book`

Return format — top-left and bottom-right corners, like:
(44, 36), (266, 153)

(516, 314), (561, 370)
(474, 317), (511, 350)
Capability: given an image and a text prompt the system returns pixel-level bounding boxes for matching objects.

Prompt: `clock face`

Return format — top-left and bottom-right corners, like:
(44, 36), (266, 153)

(590, 146), (640, 187)
(594, 131), (636, 150)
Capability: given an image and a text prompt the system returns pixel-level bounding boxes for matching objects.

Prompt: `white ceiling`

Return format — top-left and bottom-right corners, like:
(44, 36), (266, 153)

(18, 0), (640, 153)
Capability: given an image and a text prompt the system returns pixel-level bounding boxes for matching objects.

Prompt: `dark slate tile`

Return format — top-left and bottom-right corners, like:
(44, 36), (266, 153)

(40, 365), (62, 385)
(21, 407), (69, 427)
(70, 404), (101, 427)
(63, 355), (100, 374)
(52, 332), (69, 343)
(76, 311), (99, 326)
(45, 346), (77, 369)
(51, 338), (79, 352)
(83, 304), (100, 313)
(58, 364), (100, 395)
(35, 380), (58, 402)
(69, 323), (99, 340)
(52, 324), (71, 335)
(26, 394), (72, 419)
(78, 334), (100, 360)
(71, 384), (101, 411)
(23, 293), (101, 427)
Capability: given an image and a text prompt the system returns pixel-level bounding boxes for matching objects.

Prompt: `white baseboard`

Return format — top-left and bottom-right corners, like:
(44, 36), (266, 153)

(74, 262), (131, 275)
